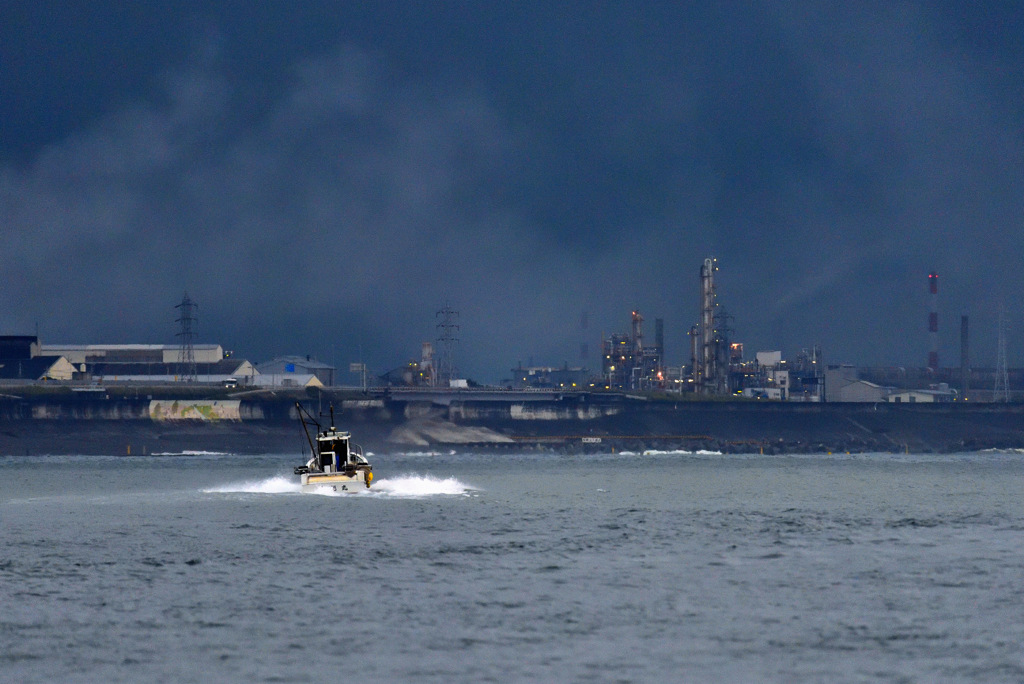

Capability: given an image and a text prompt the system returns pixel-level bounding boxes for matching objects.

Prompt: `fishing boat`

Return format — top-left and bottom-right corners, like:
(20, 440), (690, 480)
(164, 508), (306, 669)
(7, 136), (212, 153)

(293, 402), (373, 492)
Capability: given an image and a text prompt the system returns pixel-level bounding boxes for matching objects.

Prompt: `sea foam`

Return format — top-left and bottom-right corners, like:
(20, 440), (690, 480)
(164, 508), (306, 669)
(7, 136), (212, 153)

(203, 475), (301, 494)
(371, 474), (473, 497)
(203, 473), (474, 497)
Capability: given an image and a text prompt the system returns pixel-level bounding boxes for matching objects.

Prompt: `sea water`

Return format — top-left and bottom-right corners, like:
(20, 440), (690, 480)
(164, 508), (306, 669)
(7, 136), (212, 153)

(3, 450), (1024, 682)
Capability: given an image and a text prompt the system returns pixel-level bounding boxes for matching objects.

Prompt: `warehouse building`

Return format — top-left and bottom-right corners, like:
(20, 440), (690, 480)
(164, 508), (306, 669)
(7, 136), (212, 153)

(255, 356), (336, 386)
(0, 336), (75, 383)
(824, 365), (891, 402)
(0, 356), (77, 383)
(41, 343), (226, 364)
(83, 359), (257, 384)
(0, 336), (260, 385)
(886, 387), (957, 403)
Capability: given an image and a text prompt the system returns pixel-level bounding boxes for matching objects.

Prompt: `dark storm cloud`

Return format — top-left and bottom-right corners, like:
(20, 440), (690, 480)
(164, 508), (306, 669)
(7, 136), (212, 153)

(2, 2), (1023, 380)
(1, 42), (534, 374)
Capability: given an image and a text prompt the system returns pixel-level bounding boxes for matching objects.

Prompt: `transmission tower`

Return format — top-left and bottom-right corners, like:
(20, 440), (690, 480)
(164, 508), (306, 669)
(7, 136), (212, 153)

(175, 292), (198, 383)
(994, 306), (1010, 402)
(435, 303), (459, 387)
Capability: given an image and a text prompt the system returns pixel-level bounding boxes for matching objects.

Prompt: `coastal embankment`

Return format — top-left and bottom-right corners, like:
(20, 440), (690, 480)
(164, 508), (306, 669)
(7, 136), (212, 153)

(1, 387), (1023, 455)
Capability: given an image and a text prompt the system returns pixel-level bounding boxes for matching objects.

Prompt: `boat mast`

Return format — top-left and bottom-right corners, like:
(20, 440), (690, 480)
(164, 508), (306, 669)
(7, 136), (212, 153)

(295, 402), (318, 455)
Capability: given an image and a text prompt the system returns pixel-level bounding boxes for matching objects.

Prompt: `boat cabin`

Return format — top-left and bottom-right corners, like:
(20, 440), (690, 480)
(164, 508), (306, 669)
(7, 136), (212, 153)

(317, 430), (355, 473)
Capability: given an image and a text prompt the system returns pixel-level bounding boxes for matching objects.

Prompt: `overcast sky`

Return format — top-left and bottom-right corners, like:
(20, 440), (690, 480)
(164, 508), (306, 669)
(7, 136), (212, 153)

(2, 2), (1023, 381)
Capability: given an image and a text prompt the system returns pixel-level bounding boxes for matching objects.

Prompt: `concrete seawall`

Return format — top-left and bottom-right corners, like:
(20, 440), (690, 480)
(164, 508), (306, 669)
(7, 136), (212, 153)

(1, 391), (1023, 454)
(438, 399), (1024, 453)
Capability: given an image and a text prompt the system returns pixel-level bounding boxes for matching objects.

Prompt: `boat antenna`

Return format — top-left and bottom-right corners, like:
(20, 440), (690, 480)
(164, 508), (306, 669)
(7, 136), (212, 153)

(295, 402), (318, 455)
(329, 403), (336, 430)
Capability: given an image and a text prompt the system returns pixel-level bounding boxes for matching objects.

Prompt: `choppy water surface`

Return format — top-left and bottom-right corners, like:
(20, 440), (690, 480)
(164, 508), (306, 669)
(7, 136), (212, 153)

(3, 450), (1024, 682)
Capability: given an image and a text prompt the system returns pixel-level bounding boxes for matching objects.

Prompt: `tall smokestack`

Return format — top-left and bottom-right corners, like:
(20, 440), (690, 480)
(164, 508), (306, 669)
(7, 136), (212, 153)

(928, 272), (938, 370)
(960, 315), (969, 400)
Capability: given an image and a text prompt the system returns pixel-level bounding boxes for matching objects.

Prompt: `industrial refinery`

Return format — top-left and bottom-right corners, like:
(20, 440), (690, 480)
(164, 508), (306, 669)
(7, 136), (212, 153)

(2, 260), (1024, 457)
(0, 261), (1021, 403)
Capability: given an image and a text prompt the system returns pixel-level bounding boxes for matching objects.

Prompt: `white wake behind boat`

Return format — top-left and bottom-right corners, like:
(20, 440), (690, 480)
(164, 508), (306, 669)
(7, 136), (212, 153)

(293, 402), (373, 493)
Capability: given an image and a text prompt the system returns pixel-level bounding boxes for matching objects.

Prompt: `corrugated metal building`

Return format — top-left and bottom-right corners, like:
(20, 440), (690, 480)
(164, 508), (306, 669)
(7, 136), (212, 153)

(252, 373), (324, 388)
(256, 356), (336, 386)
(85, 359), (256, 384)
(42, 344), (225, 364)
(886, 389), (956, 403)
(0, 356), (76, 382)
(825, 365), (892, 402)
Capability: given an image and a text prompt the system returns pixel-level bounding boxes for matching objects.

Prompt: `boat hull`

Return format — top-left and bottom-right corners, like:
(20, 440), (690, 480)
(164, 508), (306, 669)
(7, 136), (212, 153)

(301, 471), (371, 493)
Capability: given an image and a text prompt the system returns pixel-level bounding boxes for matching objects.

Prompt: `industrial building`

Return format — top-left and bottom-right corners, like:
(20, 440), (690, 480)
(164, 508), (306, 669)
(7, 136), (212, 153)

(381, 361), (432, 387)
(0, 336), (258, 385)
(887, 388), (956, 403)
(0, 336), (78, 383)
(83, 359), (255, 384)
(250, 372), (323, 388)
(590, 260), (828, 400)
(41, 343), (227, 365)
(0, 355), (76, 383)
(510, 363), (589, 389)
(43, 343), (254, 384)
(380, 343), (436, 387)
(600, 311), (664, 390)
(737, 351), (788, 399)
(255, 356), (336, 386)
(33, 343), (256, 384)
(3, 262), (1022, 402)
(824, 365), (891, 402)
(732, 349), (823, 401)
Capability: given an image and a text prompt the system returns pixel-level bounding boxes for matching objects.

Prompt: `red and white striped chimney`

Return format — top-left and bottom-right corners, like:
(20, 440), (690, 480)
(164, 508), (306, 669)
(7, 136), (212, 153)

(928, 272), (938, 370)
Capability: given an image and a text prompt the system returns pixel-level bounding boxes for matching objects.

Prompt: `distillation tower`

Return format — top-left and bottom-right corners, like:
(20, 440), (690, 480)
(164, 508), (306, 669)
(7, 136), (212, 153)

(694, 257), (729, 395)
